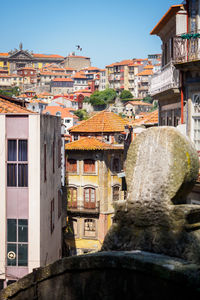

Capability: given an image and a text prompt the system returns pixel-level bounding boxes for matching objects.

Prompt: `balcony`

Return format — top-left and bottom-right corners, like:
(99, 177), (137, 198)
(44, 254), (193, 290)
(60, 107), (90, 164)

(68, 201), (100, 214)
(173, 32), (200, 64)
(149, 62), (180, 96)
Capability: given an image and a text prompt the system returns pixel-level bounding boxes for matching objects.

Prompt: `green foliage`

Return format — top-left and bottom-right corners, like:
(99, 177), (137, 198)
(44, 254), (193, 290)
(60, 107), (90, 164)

(120, 90), (133, 99)
(73, 109), (89, 121)
(143, 96), (153, 104)
(150, 100), (158, 112)
(83, 96), (90, 103)
(89, 89), (117, 107)
(0, 86), (21, 97)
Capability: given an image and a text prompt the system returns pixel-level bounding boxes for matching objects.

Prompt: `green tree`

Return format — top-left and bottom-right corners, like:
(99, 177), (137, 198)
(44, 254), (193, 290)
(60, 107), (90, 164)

(73, 109), (89, 121)
(143, 96), (153, 104)
(89, 89), (117, 107)
(120, 90), (133, 99)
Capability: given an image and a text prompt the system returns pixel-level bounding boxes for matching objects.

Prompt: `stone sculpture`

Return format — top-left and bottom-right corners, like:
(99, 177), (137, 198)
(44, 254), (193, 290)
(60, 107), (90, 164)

(102, 126), (200, 263)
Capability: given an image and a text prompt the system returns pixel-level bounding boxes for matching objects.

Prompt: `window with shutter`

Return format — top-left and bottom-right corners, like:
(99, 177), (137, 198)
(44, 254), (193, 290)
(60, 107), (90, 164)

(84, 188), (96, 209)
(84, 159), (95, 173)
(67, 159), (77, 173)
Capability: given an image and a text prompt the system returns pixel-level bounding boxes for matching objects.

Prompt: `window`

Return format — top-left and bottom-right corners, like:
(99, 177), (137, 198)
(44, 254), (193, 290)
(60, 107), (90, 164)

(192, 94), (200, 150)
(112, 158), (120, 173)
(53, 140), (55, 173)
(58, 139), (62, 168)
(58, 189), (62, 218)
(84, 219), (96, 237)
(67, 159), (77, 173)
(50, 199), (55, 233)
(84, 187), (96, 209)
(68, 187), (77, 208)
(113, 186), (120, 201)
(7, 140), (28, 187)
(84, 159), (95, 173)
(44, 144), (47, 181)
(7, 219), (28, 266)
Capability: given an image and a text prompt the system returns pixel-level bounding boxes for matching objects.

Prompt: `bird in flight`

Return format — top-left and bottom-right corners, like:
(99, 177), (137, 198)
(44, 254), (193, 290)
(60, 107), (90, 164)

(76, 45), (82, 51)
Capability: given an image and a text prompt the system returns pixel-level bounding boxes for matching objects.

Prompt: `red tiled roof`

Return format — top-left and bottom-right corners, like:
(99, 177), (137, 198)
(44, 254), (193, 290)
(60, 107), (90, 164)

(131, 110), (158, 126)
(42, 106), (78, 119)
(0, 97), (35, 114)
(52, 78), (73, 82)
(125, 101), (153, 107)
(65, 137), (123, 150)
(40, 71), (70, 76)
(0, 53), (9, 56)
(33, 53), (64, 58)
(69, 111), (128, 133)
(137, 69), (154, 76)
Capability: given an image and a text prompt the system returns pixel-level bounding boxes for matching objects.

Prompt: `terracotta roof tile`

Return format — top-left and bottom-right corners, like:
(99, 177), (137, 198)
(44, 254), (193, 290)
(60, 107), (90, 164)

(125, 101), (153, 107)
(52, 78), (73, 82)
(33, 53), (64, 58)
(137, 69), (154, 76)
(69, 111), (128, 133)
(130, 110), (158, 126)
(65, 137), (123, 150)
(42, 106), (78, 119)
(0, 98), (35, 114)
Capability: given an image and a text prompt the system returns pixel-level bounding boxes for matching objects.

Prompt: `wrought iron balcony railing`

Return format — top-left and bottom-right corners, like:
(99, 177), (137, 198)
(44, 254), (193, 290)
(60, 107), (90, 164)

(173, 32), (200, 64)
(149, 62), (180, 96)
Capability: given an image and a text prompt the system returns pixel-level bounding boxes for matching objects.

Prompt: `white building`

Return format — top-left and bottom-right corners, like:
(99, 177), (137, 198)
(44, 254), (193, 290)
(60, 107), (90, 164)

(0, 97), (64, 288)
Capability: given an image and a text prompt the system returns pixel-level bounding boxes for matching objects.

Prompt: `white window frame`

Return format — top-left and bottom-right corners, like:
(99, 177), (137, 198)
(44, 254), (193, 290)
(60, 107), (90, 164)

(191, 94), (200, 150)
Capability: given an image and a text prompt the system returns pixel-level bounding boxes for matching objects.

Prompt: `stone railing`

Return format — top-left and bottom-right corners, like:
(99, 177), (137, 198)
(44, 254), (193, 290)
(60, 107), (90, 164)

(1, 251), (200, 300)
(149, 62), (180, 96)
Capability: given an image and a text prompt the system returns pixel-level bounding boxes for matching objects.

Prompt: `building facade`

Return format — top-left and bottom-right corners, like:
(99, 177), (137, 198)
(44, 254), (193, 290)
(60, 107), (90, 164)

(0, 98), (63, 288)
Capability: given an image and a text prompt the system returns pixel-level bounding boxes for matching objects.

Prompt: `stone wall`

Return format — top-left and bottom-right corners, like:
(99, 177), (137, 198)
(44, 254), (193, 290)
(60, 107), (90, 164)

(1, 251), (200, 300)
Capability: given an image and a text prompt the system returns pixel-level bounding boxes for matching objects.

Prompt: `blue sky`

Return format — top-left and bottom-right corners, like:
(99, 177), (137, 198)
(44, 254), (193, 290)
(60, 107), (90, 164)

(2, 0), (179, 68)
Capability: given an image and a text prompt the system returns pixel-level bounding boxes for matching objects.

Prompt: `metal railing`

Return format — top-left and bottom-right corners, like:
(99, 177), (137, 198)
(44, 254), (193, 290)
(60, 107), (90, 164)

(173, 32), (200, 64)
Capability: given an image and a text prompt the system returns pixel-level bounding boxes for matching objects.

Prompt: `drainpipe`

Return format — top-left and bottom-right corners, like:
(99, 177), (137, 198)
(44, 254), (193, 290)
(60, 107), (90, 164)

(180, 71), (184, 124)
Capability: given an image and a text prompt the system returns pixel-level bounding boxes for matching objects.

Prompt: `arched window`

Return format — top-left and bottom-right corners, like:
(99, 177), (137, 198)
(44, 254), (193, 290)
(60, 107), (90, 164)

(113, 185), (120, 201)
(67, 159), (77, 173)
(68, 187), (77, 208)
(84, 159), (95, 173)
(84, 187), (96, 209)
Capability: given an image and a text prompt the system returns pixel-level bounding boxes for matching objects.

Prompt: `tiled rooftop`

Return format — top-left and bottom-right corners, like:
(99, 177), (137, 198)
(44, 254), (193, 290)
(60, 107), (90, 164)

(69, 110), (128, 133)
(42, 106), (78, 119)
(0, 97), (35, 114)
(130, 109), (158, 126)
(137, 69), (154, 76)
(125, 101), (153, 106)
(65, 137), (123, 150)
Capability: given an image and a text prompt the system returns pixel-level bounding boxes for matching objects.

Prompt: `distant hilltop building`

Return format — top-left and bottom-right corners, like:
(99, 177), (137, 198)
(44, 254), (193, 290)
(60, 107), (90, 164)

(0, 44), (64, 74)
(64, 52), (91, 71)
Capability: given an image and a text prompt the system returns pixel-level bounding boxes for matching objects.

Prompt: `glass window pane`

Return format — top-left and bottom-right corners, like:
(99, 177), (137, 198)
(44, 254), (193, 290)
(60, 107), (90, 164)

(91, 189), (95, 202)
(18, 220), (28, 242)
(85, 189), (89, 202)
(7, 164), (17, 186)
(7, 243), (16, 266)
(7, 219), (16, 242)
(8, 140), (17, 161)
(18, 140), (28, 161)
(18, 164), (28, 187)
(18, 244), (28, 266)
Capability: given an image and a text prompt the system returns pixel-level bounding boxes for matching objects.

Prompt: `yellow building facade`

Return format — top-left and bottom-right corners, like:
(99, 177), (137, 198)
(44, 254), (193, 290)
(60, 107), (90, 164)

(65, 138), (125, 255)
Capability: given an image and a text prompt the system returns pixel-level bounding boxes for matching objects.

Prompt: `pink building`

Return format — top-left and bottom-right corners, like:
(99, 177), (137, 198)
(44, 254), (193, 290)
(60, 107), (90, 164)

(0, 97), (63, 288)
